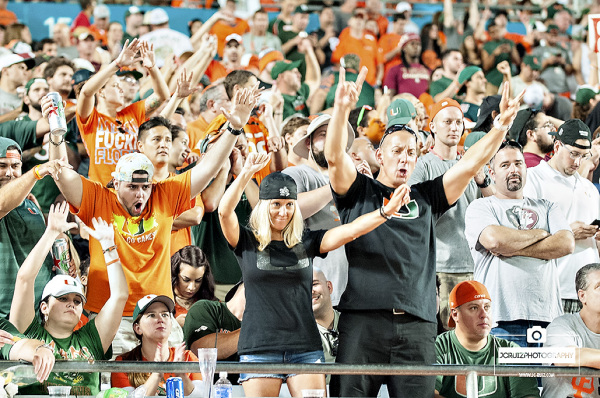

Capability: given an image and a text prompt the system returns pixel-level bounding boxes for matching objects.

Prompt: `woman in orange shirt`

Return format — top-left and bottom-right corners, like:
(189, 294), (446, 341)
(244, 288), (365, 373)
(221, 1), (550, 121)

(171, 246), (217, 327)
(111, 295), (202, 396)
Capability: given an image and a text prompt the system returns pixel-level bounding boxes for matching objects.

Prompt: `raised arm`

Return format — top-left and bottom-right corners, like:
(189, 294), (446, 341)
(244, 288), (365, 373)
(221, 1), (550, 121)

(0, 159), (68, 219)
(9, 202), (77, 332)
(218, 152), (270, 248)
(189, 84), (260, 199)
(160, 69), (197, 120)
(319, 184), (411, 253)
(83, 217), (128, 353)
(78, 39), (142, 122)
(141, 42), (171, 115)
(42, 96), (84, 208)
(442, 84), (525, 205)
(324, 67), (368, 195)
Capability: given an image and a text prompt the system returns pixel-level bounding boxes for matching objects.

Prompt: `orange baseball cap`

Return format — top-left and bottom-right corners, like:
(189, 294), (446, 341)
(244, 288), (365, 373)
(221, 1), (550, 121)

(448, 280), (491, 328)
(430, 98), (462, 123)
(259, 49), (284, 73)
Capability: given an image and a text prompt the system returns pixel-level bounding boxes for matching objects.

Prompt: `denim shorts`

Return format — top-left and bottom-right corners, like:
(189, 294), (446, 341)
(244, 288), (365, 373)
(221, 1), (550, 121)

(239, 350), (325, 382)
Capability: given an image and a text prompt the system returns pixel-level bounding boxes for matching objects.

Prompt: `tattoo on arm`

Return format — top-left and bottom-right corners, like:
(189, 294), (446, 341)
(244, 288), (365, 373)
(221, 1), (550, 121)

(145, 95), (162, 115)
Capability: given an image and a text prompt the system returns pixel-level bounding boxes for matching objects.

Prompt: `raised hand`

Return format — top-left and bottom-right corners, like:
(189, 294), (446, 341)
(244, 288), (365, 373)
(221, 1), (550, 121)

(175, 68), (197, 99)
(383, 184), (412, 216)
(334, 66), (368, 110)
(140, 41), (156, 69)
(267, 135), (284, 153)
(230, 147), (244, 176)
(496, 60), (511, 76)
(356, 160), (373, 179)
(222, 82), (261, 130)
(37, 159), (73, 181)
(47, 202), (78, 234)
(498, 84), (526, 127)
(115, 39), (143, 68)
(243, 152), (271, 175)
(80, 217), (115, 251)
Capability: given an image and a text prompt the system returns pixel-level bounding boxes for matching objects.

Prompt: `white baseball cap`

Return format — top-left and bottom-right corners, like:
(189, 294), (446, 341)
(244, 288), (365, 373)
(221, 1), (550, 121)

(42, 275), (86, 303)
(148, 8), (169, 25)
(0, 53), (35, 72)
(112, 152), (154, 183)
(292, 114), (355, 159)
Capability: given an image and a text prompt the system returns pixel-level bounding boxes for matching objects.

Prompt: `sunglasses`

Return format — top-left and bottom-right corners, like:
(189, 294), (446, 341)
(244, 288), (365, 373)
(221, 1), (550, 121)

(380, 124), (417, 147)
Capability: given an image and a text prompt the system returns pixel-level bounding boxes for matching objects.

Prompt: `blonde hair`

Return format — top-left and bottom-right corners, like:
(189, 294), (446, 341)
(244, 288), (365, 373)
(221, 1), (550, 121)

(249, 199), (304, 251)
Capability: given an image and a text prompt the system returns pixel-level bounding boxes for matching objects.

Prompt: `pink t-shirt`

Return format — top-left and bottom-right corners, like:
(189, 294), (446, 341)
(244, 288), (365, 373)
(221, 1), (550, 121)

(383, 63), (430, 98)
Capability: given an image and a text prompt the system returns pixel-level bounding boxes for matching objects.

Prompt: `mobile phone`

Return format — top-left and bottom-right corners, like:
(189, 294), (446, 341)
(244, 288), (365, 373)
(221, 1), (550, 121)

(591, 219), (600, 226)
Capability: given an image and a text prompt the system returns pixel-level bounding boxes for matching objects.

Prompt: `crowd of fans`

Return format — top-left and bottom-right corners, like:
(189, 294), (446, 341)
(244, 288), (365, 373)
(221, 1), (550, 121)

(2, 0), (600, 396)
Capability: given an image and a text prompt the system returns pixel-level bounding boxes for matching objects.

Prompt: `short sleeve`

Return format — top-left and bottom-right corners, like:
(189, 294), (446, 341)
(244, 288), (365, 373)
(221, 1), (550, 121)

(546, 201), (572, 235)
(302, 229), (327, 259)
(544, 316), (579, 348)
(183, 301), (220, 348)
(412, 175), (452, 216)
(464, 199), (498, 251)
(154, 171), (193, 218)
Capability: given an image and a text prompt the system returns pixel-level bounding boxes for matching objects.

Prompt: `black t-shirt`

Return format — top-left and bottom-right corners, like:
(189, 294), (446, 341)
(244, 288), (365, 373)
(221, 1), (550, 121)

(233, 226), (326, 354)
(332, 173), (451, 323)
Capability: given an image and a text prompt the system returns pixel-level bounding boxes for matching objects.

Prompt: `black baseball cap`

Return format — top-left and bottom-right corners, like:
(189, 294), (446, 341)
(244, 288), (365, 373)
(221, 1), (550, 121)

(473, 95), (502, 131)
(508, 108), (538, 143)
(259, 172), (297, 200)
(550, 119), (592, 149)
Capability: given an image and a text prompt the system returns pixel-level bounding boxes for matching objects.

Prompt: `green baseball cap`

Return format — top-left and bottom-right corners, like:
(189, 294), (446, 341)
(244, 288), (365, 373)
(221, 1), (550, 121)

(132, 294), (175, 322)
(547, 24), (560, 33)
(386, 98), (416, 128)
(575, 85), (599, 105)
(463, 131), (486, 152)
(24, 78), (48, 95)
(293, 4), (309, 14)
(522, 55), (541, 71)
(271, 60), (302, 80)
(0, 137), (21, 158)
(458, 66), (482, 85)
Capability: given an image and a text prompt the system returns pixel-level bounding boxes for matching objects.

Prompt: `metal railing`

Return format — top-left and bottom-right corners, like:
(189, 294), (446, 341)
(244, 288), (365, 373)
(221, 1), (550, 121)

(2, 361), (600, 398)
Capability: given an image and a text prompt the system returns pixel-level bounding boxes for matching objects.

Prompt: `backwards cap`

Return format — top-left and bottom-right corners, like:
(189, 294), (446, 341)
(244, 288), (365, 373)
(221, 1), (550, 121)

(448, 280), (490, 327)
(112, 153), (154, 183)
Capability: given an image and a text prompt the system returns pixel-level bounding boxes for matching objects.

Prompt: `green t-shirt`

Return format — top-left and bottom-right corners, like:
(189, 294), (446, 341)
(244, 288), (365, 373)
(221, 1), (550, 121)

(19, 319), (111, 395)
(0, 119), (41, 151)
(183, 300), (241, 361)
(325, 71), (375, 109)
(483, 39), (514, 87)
(436, 331), (540, 398)
(429, 76), (454, 98)
(282, 83), (310, 120)
(277, 29), (307, 78)
(191, 188), (252, 284)
(0, 199), (54, 319)
(0, 318), (25, 359)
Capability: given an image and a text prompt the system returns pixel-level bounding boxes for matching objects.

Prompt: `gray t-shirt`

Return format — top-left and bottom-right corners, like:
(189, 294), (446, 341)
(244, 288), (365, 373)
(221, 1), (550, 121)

(465, 196), (570, 322)
(542, 313), (600, 397)
(283, 164), (348, 306)
(532, 44), (571, 94)
(408, 152), (479, 273)
(0, 88), (21, 116)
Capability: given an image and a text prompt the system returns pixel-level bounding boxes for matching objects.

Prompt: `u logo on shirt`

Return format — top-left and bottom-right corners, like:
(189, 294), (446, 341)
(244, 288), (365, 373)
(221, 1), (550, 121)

(382, 197), (419, 220)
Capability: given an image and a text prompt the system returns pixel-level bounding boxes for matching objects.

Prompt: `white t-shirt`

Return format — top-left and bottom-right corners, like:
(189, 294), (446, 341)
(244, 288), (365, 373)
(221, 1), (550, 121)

(524, 161), (600, 300)
(139, 28), (193, 68)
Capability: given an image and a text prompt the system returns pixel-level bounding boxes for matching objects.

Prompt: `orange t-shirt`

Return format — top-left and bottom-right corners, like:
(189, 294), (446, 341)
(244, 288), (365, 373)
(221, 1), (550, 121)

(332, 29), (383, 86)
(187, 115), (210, 153)
(371, 14), (389, 39)
(209, 19), (250, 58)
(379, 33), (402, 81)
(77, 100), (146, 186)
(112, 347), (202, 389)
(204, 59), (229, 84)
(0, 9), (17, 26)
(71, 172), (193, 316)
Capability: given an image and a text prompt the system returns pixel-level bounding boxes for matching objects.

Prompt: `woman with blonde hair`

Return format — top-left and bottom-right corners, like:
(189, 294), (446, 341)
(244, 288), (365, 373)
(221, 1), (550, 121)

(218, 152), (411, 397)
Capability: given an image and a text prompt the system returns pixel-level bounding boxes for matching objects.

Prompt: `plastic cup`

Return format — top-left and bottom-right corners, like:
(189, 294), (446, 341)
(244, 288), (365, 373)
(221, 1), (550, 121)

(47, 386), (71, 398)
(197, 348), (217, 398)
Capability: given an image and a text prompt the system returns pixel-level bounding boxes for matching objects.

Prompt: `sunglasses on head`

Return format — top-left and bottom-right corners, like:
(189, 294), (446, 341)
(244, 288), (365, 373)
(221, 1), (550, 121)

(498, 140), (523, 151)
(379, 124), (417, 147)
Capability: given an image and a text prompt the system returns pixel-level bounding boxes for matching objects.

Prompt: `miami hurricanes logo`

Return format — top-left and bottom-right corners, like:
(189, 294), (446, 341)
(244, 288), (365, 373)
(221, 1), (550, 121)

(113, 214), (158, 237)
(382, 197), (419, 220)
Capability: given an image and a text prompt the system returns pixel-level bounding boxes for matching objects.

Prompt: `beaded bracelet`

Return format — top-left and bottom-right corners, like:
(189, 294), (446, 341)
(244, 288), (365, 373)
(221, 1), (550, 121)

(33, 165), (43, 180)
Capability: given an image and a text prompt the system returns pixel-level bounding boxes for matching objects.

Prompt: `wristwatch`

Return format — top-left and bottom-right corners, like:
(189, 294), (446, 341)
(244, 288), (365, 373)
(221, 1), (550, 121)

(227, 124), (244, 136)
(476, 175), (492, 189)
(493, 114), (511, 131)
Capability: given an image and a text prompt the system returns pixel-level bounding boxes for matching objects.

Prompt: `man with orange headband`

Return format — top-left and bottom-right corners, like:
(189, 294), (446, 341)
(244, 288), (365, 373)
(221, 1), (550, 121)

(435, 280), (539, 398)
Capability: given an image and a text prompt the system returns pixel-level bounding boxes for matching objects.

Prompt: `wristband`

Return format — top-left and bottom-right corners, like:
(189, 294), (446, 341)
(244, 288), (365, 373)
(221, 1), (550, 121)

(380, 206), (392, 220)
(33, 165), (43, 180)
(49, 136), (64, 146)
(493, 114), (511, 131)
(106, 258), (119, 266)
(476, 175), (491, 189)
(227, 124), (244, 136)
(35, 343), (53, 353)
(103, 245), (117, 254)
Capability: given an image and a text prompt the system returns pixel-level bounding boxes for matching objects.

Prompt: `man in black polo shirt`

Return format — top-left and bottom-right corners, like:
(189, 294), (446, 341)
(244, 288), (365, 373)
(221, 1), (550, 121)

(324, 69), (524, 397)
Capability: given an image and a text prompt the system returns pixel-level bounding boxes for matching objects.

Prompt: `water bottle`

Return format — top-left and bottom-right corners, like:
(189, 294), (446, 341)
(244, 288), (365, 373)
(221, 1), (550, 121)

(0, 365), (38, 386)
(213, 372), (232, 398)
(126, 385), (146, 398)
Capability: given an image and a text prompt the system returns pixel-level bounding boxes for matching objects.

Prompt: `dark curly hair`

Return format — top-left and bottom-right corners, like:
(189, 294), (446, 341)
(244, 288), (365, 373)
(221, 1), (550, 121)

(171, 246), (217, 303)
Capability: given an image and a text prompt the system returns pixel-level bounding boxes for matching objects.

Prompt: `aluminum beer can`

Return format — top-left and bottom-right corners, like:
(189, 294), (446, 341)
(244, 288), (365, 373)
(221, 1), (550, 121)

(47, 92), (67, 136)
(166, 377), (184, 398)
(51, 238), (71, 275)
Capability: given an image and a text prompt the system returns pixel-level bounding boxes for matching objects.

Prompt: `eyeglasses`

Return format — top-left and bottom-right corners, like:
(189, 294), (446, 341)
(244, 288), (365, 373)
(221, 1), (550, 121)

(323, 329), (338, 357)
(559, 141), (591, 161)
(534, 121), (555, 132)
(380, 124), (417, 147)
(498, 140), (523, 151)
(120, 76), (138, 85)
(356, 105), (373, 127)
